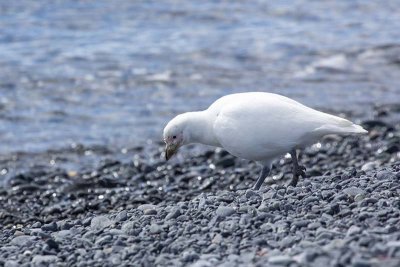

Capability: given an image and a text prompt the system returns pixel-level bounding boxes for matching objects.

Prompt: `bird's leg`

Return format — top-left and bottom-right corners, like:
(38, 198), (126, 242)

(253, 166), (271, 190)
(289, 149), (306, 187)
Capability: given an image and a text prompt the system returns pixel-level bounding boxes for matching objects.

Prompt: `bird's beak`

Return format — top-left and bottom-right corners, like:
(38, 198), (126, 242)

(165, 144), (178, 161)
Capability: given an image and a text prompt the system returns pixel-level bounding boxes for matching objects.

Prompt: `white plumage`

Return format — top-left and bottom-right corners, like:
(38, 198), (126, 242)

(163, 92), (367, 189)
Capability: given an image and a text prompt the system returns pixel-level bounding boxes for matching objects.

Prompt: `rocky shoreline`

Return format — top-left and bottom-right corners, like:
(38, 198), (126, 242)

(1, 110), (400, 266)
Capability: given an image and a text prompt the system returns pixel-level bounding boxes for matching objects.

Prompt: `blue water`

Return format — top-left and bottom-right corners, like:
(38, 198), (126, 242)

(1, 0), (400, 154)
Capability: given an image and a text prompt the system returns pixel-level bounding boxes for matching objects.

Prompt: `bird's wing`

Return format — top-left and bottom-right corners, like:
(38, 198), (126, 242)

(212, 93), (363, 161)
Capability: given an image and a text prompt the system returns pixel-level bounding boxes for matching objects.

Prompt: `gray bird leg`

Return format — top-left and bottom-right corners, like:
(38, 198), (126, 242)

(253, 166), (271, 190)
(289, 149), (306, 187)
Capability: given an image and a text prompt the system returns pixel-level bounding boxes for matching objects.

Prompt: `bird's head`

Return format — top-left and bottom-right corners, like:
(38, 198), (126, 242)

(163, 114), (189, 160)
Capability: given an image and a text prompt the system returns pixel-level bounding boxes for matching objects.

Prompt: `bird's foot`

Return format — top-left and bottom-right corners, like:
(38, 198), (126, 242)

(294, 165), (306, 177)
(288, 165), (306, 187)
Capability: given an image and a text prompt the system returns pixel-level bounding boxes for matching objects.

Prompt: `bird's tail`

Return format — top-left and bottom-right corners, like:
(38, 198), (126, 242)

(313, 119), (368, 135)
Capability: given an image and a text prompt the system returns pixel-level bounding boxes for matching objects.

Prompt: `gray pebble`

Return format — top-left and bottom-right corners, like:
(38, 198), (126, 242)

(149, 224), (163, 234)
(346, 225), (362, 236)
(95, 235), (112, 245)
(307, 222), (321, 230)
(144, 209), (158, 215)
(91, 216), (112, 231)
(10, 235), (36, 247)
(343, 186), (365, 196)
(31, 255), (58, 266)
(245, 189), (261, 199)
(121, 221), (140, 235)
(166, 207), (181, 220)
(41, 222), (58, 232)
(137, 204), (157, 211)
(190, 259), (213, 267)
(31, 222), (42, 228)
(354, 193), (365, 202)
(361, 162), (378, 172)
(4, 260), (19, 267)
(181, 250), (200, 262)
(115, 210), (128, 222)
(268, 255), (293, 265)
(216, 206), (235, 217)
(376, 170), (396, 180)
(293, 220), (310, 228)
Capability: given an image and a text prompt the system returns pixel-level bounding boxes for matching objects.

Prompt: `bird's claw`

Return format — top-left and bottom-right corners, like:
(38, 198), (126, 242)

(293, 165), (306, 177)
(288, 165), (307, 187)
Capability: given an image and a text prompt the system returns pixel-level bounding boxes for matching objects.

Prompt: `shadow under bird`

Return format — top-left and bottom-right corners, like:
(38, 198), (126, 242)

(163, 92), (367, 189)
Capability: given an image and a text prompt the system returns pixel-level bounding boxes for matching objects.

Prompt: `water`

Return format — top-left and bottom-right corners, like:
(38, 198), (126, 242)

(1, 0), (400, 155)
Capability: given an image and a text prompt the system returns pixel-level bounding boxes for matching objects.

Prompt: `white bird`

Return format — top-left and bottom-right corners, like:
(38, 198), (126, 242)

(163, 92), (367, 189)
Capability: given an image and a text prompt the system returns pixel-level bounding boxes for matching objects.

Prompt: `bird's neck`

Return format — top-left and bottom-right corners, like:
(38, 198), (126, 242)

(185, 111), (220, 147)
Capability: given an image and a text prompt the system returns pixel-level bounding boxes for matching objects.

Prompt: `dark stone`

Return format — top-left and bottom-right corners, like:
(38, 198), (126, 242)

(41, 222), (58, 232)
(46, 239), (59, 250)
(215, 157), (235, 168)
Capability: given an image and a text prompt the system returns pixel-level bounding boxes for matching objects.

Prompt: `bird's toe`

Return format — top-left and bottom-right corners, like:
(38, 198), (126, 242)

(293, 165), (306, 178)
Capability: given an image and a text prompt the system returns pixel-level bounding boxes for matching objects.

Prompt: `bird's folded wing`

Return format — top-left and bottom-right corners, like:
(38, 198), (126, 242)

(212, 96), (364, 161)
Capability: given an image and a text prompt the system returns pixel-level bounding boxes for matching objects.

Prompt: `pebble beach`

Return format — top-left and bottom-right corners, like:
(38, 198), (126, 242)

(1, 105), (400, 266)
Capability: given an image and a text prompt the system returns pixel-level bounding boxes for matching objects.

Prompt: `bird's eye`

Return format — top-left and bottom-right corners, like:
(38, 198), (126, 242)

(172, 135), (177, 139)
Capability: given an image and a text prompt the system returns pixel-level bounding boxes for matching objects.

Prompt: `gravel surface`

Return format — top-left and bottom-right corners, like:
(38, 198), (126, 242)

(1, 109), (400, 266)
